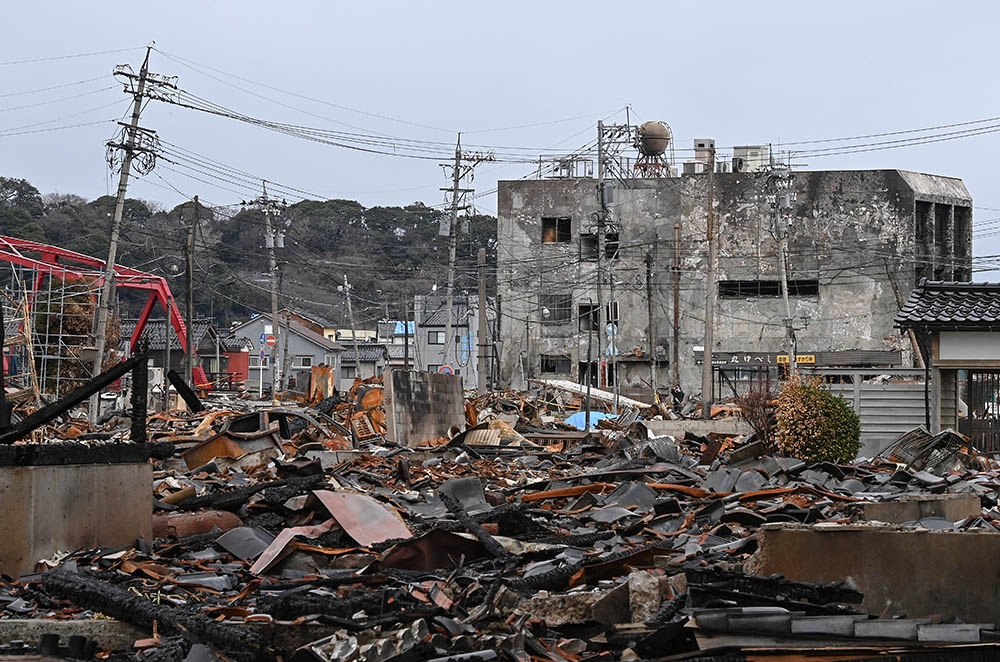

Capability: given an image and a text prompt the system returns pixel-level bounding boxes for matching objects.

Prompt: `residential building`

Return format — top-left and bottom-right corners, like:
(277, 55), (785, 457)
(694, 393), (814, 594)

(413, 294), (494, 391)
(278, 307), (339, 340)
(339, 344), (389, 390)
(121, 318), (237, 376)
(230, 313), (344, 395)
(497, 146), (972, 402)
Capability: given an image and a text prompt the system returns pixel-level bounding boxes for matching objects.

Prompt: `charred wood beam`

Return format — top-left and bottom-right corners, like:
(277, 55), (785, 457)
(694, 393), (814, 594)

(167, 368), (204, 412)
(131, 352), (148, 443)
(0, 353), (147, 444)
(41, 570), (264, 656)
(438, 491), (511, 561)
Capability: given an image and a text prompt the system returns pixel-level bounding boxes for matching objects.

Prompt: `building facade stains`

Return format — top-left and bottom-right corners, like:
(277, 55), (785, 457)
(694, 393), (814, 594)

(497, 169), (972, 399)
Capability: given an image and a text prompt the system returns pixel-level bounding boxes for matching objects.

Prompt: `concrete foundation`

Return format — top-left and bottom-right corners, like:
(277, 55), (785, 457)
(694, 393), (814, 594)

(750, 523), (1000, 624)
(384, 369), (465, 447)
(861, 493), (981, 524)
(642, 418), (751, 439)
(0, 463), (152, 577)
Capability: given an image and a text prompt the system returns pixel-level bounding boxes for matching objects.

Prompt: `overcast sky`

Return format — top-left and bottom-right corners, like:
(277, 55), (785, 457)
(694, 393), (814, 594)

(3, 1), (1000, 272)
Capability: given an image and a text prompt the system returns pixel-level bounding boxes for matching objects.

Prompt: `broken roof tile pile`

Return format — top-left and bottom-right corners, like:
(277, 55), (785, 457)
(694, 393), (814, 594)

(5, 387), (1000, 661)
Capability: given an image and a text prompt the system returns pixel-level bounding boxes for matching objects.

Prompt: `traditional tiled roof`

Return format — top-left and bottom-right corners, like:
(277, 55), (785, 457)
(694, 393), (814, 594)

(341, 343), (388, 363)
(120, 318), (216, 351)
(895, 280), (1000, 329)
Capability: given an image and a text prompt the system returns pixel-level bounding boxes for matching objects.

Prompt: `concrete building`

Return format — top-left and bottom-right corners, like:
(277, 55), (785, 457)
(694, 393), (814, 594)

(230, 313), (344, 395)
(497, 164), (972, 402)
(413, 294), (495, 391)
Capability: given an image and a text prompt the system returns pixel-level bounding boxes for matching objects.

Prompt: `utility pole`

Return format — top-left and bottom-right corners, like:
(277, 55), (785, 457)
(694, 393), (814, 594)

(645, 250), (657, 399)
(477, 247), (488, 393)
(672, 223), (681, 388)
(595, 121), (608, 399)
(343, 275), (362, 378)
(91, 47), (157, 422)
(701, 146), (717, 420)
(403, 299), (411, 370)
(440, 134), (494, 373)
(772, 168), (798, 377)
(184, 196), (198, 386)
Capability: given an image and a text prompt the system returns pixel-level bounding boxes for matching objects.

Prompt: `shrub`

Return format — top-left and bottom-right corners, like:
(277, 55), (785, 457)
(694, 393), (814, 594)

(776, 377), (860, 463)
(734, 385), (777, 448)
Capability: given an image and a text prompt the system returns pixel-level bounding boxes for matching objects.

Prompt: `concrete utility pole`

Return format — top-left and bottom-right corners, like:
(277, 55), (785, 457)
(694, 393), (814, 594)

(442, 134), (463, 370)
(343, 275), (362, 378)
(440, 134), (493, 372)
(701, 146), (717, 420)
(261, 183), (282, 400)
(773, 168), (798, 377)
(672, 223), (681, 388)
(595, 121), (608, 403)
(91, 47), (152, 422)
(403, 299), (411, 370)
(644, 251), (657, 399)
(184, 196), (198, 386)
(477, 247), (488, 393)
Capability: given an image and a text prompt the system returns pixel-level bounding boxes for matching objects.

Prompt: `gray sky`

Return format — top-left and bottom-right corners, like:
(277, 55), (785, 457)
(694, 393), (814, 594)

(3, 1), (1000, 271)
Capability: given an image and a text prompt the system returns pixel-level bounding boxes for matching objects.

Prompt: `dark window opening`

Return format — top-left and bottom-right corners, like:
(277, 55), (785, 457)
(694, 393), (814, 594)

(579, 361), (599, 387)
(542, 216), (571, 243)
(935, 204), (950, 243)
(541, 354), (572, 374)
(578, 303), (599, 331)
(606, 232), (620, 260)
(718, 279), (819, 297)
(606, 301), (619, 323)
(934, 268), (944, 282)
(915, 201), (931, 244)
(580, 234), (599, 260)
(954, 206), (970, 257)
(539, 293), (573, 324)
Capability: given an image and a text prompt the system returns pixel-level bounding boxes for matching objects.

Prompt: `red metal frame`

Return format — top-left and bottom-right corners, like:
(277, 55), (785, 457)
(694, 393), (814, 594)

(0, 236), (210, 388)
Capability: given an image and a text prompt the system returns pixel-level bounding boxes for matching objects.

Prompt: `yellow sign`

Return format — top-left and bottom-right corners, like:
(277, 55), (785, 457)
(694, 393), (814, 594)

(777, 354), (816, 364)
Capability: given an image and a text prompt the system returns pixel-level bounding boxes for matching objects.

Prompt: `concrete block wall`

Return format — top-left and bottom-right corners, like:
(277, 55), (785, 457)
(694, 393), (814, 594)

(0, 463), (152, 577)
(384, 369), (466, 447)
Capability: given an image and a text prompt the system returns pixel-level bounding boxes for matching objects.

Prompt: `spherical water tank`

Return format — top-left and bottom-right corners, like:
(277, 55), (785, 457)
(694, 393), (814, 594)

(638, 121), (670, 156)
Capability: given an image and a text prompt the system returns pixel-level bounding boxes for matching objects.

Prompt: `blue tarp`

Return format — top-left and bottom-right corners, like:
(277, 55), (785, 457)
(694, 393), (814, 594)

(565, 411), (619, 431)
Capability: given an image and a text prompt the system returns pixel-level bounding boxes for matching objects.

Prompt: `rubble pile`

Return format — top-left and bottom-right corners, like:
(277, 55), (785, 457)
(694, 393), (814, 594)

(3, 380), (1000, 661)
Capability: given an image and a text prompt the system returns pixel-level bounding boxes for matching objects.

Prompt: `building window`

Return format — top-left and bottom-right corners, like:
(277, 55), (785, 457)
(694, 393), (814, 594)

(581, 234), (599, 261)
(427, 364), (441, 373)
(605, 232), (620, 260)
(935, 204), (950, 243)
(606, 301), (619, 323)
(342, 365), (356, 379)
(719, 279), (819, 298)
(249, 355), (269, 369)
(542, 216), (571, 243)
(954, 206), (970, 257)
(428, 330), (445, 345)
(540, 293), (573, 324)
(540, 354), (572, 374)
(293, 355), (313, 369)
(579, 361), (599, 387)
(915, 201), (931, 243)
(578, 303), (599, 331)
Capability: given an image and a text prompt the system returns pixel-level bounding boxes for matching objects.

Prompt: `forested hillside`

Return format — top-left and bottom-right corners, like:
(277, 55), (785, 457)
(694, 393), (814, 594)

(0, 176), (496, 328)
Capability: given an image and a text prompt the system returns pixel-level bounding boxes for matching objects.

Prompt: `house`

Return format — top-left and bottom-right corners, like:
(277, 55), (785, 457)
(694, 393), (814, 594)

(497, 138), (972, 402)
(220, 335), (253, 387)
(278, 307), (339, 341)
(230, 313), (344, 395)
(121, 318), (236, 377)
(377, 320), (415, 369)
(339, 343), (390, 390)
(895, 280), (1000, 450)
(414, 294), (495, 391)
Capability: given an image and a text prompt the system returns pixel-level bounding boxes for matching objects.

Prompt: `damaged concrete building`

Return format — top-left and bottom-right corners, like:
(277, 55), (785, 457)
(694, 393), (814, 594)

(497, 144), (972, 400)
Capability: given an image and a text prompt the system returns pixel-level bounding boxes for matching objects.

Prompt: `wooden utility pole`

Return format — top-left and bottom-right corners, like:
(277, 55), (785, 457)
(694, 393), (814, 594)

(477, 247), (488, 393)
(644, 251), (657, 399)
(701, 147), (717, 420)
(344, 275), (362, 378)
(184, 196), (198, 386)
(91, 47), (151, 422)
(672, 223), (681, 388)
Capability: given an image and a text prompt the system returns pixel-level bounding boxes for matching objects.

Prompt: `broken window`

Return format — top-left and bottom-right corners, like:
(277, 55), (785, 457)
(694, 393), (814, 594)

(540, 354), (572, 374)
(578, 303), (600, 332)
(542, 216), (571, 243)
(539, 293), (573, 324)
(292, 355), (313, 368)
(580, 234), (599, 260)
(718, 280), (819, 298)
(915, 201), (931, 243)
(427, 330), (445, 345)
